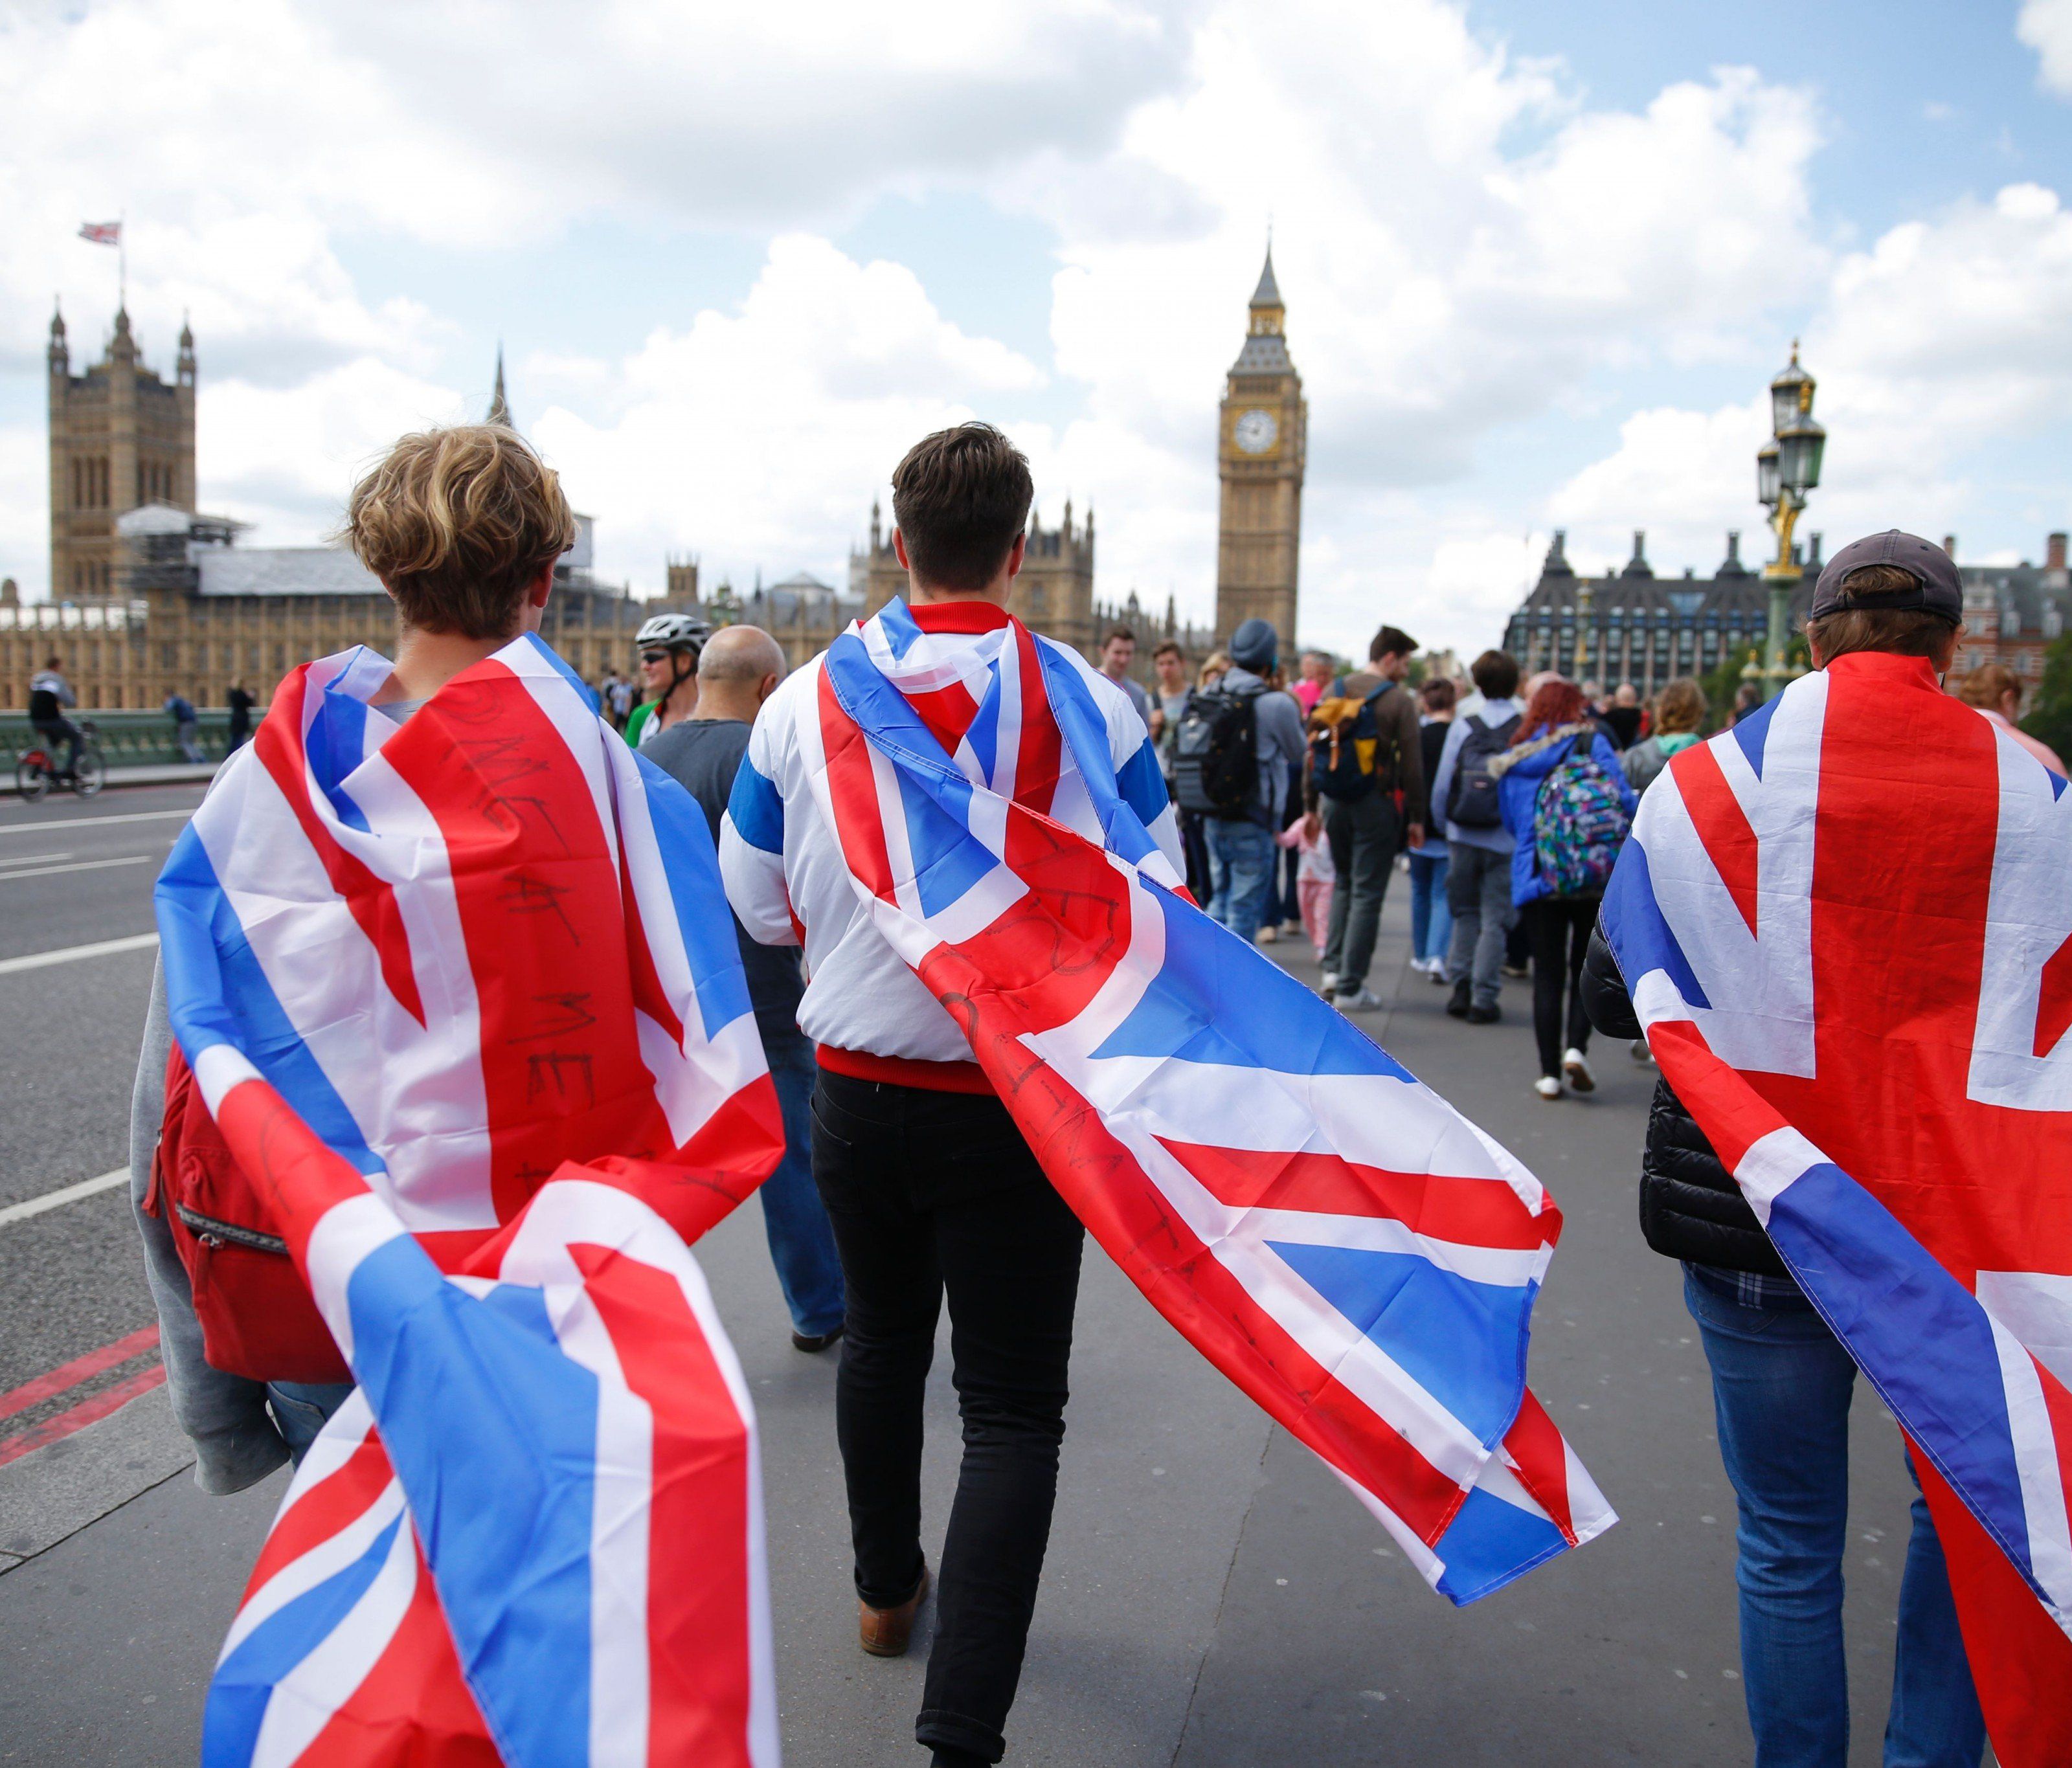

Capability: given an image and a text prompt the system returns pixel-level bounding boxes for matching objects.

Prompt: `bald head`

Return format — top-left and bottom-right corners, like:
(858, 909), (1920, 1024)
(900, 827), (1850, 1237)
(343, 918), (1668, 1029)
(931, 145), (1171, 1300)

(690, 624), (787, 723)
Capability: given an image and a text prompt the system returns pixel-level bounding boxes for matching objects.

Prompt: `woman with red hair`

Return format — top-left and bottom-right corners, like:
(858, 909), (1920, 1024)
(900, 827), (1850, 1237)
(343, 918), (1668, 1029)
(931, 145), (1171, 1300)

(1486, 679), (1636, 1099)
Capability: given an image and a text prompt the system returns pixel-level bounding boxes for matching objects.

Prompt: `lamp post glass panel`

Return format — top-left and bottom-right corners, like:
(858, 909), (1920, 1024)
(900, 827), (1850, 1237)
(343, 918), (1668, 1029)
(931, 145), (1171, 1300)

(1757, 343), (1823, 699)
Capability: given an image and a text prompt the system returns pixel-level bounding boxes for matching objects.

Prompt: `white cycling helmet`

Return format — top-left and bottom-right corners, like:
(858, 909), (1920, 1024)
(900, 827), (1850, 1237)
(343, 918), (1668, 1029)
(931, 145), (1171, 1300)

(635, 612), (710, 653)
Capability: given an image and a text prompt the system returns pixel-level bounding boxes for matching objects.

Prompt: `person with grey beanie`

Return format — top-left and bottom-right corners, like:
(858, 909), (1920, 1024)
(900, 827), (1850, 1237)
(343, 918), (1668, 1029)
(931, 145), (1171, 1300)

(1183, 616), (1305, 942)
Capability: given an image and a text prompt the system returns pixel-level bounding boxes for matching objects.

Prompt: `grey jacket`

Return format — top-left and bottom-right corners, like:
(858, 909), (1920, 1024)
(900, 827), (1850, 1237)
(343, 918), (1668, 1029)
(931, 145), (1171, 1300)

(1222, 667), (1307, 826)
(130, 962), (291, 1494)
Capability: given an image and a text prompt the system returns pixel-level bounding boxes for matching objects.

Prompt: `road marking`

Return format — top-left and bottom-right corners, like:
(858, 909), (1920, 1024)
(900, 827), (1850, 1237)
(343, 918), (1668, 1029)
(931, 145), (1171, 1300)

(0, 806), (196, 836)
(0, 1326), (159, 1423)
(0, 854), (155, 883)
(0, 853), (71, 869)
(0, 932), (158, 977)
(0, 1364), (166, 1469)
(0, 1168), (130, 1229)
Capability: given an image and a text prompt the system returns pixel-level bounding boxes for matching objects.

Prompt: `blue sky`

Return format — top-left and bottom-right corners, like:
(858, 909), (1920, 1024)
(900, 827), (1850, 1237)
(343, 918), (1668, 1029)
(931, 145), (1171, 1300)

(6, 0), (2072, 659)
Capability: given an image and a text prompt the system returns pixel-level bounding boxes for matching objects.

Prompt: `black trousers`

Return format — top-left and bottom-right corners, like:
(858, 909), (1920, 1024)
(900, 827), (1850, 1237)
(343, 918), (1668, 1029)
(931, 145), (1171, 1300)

(811, 1071), (1086, 1766)
(1522, 895), (1597, 1079)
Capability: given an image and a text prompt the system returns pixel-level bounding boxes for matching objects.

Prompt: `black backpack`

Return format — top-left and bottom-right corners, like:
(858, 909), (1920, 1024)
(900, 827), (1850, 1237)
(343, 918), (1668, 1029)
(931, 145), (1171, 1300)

(1173, 687), (1259, 820)
(1446, 711), (1522, 829)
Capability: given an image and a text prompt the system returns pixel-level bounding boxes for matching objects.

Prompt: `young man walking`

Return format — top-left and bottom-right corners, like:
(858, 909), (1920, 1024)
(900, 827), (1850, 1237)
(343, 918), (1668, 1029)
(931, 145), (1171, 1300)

(1098, 623), (1152, 727)
(721, 423), (1180, 1768)
(1314, 624), (1426, 1011)
(1428, 649), (1526, 1024)
(1202, 618), (1306, 943)
(644, 625), (847, 1353)
(1589, 532), (2004, 1764)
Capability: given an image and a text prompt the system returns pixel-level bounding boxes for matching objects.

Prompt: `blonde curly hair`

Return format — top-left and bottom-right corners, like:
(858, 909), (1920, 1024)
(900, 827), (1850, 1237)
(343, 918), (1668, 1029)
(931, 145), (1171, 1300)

(342, 425), (576, 638)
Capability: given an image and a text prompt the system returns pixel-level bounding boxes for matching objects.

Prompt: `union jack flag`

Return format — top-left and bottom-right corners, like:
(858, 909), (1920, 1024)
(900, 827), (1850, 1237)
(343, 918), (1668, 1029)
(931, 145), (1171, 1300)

(158, 634), (785, 1765)
(735, 600), (1614, 1602)
(78, 219), (121, 246)
(1601, 651), (2072, 1766)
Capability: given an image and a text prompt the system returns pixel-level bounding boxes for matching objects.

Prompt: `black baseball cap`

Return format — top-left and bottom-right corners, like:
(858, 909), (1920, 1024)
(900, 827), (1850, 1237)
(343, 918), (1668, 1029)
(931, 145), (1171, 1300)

(1811, 530), (1962, 625)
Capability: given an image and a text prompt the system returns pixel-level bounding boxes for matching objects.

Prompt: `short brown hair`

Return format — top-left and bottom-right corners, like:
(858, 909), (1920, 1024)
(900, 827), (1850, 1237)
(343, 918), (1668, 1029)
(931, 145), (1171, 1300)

(1957, 662), (2023, 713)
(890, 423), (1033, 592)
(1805, 563), (1961, 666)
(1152, 639), (1183, 662)
(1370, 625), (1417, 662)
(1420, 677), (1456, 712)
(343, 425), (576, 638)
(1654, 677), (1707, 734)
(1470, 649), (1520, 700)
(1103, 625), (1136, 648)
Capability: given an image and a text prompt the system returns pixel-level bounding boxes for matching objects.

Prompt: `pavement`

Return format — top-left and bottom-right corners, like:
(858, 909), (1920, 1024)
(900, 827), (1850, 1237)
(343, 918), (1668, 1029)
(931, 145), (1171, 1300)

(1, 762), (216, 798)
(0, 820), (1933, 1767)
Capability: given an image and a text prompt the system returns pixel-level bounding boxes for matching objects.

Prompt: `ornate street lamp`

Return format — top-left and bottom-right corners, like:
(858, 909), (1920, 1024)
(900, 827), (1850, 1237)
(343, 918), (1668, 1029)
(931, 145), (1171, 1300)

(1756, 342), (1824, 698)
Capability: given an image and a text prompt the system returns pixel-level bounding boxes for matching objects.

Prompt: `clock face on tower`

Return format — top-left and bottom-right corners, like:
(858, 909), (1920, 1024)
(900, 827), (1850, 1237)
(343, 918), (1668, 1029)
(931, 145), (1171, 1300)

(1233, 408), (1278, 454)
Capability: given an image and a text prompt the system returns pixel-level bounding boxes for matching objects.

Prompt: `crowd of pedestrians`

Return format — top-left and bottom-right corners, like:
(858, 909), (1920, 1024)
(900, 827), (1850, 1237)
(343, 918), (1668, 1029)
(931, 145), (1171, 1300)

(109, 405), (2053, 1768)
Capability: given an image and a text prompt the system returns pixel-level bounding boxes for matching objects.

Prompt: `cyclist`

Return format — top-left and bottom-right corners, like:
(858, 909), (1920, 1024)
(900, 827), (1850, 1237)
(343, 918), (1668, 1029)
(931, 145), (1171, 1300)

(28, 655), (82, 779)
(624, 611), (709, 748)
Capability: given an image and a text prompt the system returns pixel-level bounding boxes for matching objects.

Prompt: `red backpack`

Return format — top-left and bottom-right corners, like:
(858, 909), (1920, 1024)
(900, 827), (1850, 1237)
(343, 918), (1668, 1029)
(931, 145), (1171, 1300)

(141, 1046), (350, 1384)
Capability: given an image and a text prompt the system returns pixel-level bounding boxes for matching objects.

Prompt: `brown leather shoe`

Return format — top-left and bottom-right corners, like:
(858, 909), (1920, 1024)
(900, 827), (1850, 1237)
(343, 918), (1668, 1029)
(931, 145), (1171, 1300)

(859, 1562), (930, 1658)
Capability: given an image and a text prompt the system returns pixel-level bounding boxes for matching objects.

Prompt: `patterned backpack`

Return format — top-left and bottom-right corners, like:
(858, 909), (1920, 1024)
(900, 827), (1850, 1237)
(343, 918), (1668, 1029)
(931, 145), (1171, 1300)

(1532, 737), (1631, 896)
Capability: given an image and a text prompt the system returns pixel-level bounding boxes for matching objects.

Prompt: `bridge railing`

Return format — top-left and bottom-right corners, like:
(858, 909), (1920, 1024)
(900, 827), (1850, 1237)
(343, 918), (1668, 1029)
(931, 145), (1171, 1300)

(0, 708), (242, 769)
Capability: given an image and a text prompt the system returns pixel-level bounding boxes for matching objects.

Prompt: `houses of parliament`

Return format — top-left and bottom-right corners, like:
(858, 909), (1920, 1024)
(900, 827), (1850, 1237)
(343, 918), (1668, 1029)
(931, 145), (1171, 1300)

(1, 256), (1305, 709)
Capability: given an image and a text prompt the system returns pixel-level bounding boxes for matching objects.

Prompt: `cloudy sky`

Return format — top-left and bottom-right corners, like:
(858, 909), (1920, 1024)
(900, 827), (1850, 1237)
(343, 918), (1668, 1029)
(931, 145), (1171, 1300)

(6, 0), (2072, 659)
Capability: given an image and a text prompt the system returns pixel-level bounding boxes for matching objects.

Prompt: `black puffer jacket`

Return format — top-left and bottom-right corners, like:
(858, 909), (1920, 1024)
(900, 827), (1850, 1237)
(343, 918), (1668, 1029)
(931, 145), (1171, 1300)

(1578, 927), (1795, 1282)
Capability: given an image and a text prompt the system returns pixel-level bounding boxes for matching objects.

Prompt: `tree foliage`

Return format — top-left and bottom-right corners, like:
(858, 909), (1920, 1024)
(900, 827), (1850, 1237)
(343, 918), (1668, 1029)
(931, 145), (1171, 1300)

(2023, 632), (2072, 761)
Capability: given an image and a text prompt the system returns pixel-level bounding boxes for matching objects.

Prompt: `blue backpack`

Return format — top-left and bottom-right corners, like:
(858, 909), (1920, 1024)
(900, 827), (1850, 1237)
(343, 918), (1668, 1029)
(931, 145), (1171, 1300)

(1532, 737), (1630, 896)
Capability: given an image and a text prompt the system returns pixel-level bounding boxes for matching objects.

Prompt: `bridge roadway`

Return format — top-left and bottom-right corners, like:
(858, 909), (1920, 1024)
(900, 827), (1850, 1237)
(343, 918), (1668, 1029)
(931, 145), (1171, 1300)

(0, 786), (1922, 1765)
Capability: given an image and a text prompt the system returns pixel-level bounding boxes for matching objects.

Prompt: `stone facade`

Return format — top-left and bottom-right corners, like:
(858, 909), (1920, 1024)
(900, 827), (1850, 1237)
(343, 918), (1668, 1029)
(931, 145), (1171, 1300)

(1502, 529), (1820, 697)
(1215, 249), (1307, 658)
(48, 303), (196, 601)
(1950, 531), (2071, 688)
(7, 340), (690, 711)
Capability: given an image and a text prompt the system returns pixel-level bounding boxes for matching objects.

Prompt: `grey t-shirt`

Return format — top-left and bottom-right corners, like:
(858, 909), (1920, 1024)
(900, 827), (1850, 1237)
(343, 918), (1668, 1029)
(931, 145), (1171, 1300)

(642, 717), (806, 1042)
(1105, 670), (1153, 728)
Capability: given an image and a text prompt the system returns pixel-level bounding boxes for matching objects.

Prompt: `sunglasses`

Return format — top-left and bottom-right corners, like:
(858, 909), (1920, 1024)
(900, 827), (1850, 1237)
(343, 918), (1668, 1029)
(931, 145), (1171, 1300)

(640, 650), (670, 664)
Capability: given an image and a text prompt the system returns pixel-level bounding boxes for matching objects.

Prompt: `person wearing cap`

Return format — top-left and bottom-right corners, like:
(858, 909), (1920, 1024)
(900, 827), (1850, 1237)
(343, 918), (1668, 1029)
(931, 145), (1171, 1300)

(1207, 618), (1307, 942)
(1581, 529), (1987, 1768)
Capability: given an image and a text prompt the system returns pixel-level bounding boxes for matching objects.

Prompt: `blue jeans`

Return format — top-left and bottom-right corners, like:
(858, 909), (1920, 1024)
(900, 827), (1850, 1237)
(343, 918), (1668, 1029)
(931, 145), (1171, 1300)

(1205, 818), (1276, 941)
(1684, 1266), (1985, 1768)
(267, 1380), (355, 1464)
(763, 1033), (849, 1336)
(1407, 847), (1451, 963)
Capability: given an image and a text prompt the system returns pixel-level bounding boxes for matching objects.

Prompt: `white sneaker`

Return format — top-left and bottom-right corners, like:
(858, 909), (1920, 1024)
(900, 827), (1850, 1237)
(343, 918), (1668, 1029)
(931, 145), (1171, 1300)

(1428, 963), (1451, 986)
(1562, 1048), (1595, 1093)
(1257, 924), (1279, 945)
(1630, 1038), (1655, 1065)
(1534, 1076), (1563, 1100)
(1320, 972), (1339, 996)
(1334, 986), (1386, 1013)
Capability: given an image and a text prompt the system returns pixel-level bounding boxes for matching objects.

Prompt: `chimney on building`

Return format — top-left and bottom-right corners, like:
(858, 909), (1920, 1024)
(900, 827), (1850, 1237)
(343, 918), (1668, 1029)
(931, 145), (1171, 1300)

(1807, 532), (1823, 572)
(2049, 532), (2067, 572)
(1725, 530), (1741, 568)
(1943, 534), (1957, 558)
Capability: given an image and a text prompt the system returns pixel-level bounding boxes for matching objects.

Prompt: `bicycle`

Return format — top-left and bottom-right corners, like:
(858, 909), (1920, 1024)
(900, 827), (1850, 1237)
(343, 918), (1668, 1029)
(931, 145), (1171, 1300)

(14, 720), (107, 803)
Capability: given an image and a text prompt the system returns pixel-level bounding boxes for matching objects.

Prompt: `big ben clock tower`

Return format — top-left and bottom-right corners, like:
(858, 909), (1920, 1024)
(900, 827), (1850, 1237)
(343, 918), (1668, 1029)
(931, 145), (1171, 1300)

(1215, 246), (1306, 656)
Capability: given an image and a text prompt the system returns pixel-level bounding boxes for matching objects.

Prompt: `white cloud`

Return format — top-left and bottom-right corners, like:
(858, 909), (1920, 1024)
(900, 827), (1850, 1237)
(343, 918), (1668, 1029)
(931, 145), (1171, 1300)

(2020, 0), (2072, 96)
(532, 236), (1045, 594)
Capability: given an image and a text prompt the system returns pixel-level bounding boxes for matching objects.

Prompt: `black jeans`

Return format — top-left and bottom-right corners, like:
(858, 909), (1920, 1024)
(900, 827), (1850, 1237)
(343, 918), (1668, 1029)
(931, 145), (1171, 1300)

(811, 1071), (1086, 1765)
(1522, 895), (1597, 1078)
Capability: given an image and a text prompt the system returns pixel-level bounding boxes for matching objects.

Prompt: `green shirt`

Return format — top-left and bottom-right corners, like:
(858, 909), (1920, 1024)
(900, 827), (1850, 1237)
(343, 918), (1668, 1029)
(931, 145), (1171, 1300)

(624, 701), (658, 748)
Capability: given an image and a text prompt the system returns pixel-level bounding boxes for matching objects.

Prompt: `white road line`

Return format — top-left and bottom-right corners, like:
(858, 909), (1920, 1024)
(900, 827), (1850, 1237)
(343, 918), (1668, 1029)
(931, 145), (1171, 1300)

(0, 855), (155, 883)
(0, 1169), (130, 1230)
(0, 932), (159, 976)
(0, 807), (197, 836)
(0, 853), (71, 870)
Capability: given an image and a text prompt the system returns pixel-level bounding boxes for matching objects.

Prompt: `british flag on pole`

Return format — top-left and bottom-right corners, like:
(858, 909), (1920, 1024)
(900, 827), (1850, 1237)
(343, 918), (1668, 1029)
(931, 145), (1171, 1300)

(159, 633), (785, 1765)
(1601, 649), (2072, 1765)
(725, 599), (1614, 1602)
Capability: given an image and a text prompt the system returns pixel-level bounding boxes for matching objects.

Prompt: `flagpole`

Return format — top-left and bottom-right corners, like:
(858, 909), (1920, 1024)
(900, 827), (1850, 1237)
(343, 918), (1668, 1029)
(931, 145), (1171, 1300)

(118, 210), (126, 313)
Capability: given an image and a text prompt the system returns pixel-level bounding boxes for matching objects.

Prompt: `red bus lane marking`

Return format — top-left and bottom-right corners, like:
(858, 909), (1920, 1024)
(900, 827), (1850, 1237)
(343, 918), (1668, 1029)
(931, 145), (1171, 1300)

(0, 1324), (161, 1424)
(0, 1364), (169, 1468)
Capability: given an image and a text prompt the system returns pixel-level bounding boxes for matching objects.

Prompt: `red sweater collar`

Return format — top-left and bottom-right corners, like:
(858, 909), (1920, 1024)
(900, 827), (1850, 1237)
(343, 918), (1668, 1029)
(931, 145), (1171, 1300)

(906, 599), (1012, 634)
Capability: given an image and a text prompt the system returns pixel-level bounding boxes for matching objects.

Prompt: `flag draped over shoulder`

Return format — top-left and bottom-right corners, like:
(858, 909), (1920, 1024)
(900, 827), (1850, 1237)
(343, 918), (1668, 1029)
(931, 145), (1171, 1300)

(1601, 651), (2072, 1767)
(798, 600), (1612, 1603)
(158, 634), (785, 1767)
